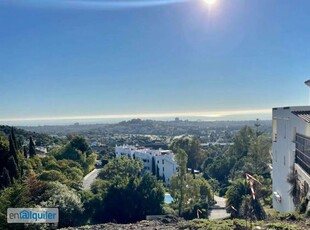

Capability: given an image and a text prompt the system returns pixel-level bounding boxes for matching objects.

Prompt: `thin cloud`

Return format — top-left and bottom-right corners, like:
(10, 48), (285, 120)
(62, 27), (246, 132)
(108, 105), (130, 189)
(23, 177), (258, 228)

(7, 0), (191, 10)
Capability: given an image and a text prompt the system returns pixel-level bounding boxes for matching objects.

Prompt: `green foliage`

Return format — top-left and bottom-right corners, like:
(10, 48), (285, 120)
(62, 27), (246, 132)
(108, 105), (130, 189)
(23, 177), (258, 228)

(178, 218), (301, 230)
(170, 148), (212, 219)
(173, 148), (188, 216)
(52, 136), (96, 175)
(0, 183), (31, 230)
(202, 125), (272, 204)
(92, 157), (164, 224)
(39, 181), (84, 228)
(226, 179), (250, 217)
(96, 173), (165, 223)
(136, 173), (165, 217)
(97, 156), (142, 183)
(170, 136), (205, 170)
(70, 136), (91, 155)
(248, 134), (271, 175)
(1, 167), (11, 187)
(83, 153), (97, 174)
(226, 178), (266, 220)
(39, 170), (68, 184)
(0, 133), (9, 158)
(0, 128), (25, 189)
(57, 144), (86, 163)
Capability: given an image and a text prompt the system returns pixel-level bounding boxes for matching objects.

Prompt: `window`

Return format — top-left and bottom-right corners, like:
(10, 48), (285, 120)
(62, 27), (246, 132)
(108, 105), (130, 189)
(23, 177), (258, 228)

(295, 133), (310, 174)
(163, 167), (164, 172)
(272, 119), (277, 142)
(162, 160), (164, 164)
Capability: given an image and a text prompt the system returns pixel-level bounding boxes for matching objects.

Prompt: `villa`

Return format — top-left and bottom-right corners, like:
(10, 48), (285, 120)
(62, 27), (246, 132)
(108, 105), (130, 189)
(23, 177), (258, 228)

(115, 145), (178, 185)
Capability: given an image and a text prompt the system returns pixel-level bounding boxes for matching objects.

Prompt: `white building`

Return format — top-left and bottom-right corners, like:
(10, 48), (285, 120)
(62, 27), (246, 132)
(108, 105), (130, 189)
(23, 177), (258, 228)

(115, 145), (177, 185)
(272, 106), (310, 213)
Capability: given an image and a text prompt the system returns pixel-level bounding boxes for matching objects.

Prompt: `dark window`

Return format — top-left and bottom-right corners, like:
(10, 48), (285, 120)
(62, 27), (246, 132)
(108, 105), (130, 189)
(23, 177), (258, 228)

(295, 133), (310, 174)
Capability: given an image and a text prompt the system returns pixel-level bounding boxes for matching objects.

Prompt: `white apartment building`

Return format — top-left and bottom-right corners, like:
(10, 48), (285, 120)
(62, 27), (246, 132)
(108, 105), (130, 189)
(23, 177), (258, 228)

(115, 145), (177, 185)
(272, 106), (310, 213)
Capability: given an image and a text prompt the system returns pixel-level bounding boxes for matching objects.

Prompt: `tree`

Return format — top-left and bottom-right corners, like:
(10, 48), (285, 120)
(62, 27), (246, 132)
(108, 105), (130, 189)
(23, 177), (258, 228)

(70, 136), (91, 156)
(39, 181), (84, 228)
(39, 170), (68, 184)
(92, 157), (165, 223)
(170, 173), (212, 219)
(247, 134), (271, 175)
(170, 136), (205, 170)
(226, 178), (250, 218)
(136, 173), (165, 218)
(232, 126), (255, 158)
(29, 136), (36, 157)
(23, 146), (28, 159)
(226, 177), (266, 220)
(7, 156), (19, 182)
(174, 148), (188, 216)
(97, 156), (142, 184)
(1, 168), (11, 188)
(9, 128), (19, 168)
(24, 170), (46, 203)
(0, 182), (31, 230)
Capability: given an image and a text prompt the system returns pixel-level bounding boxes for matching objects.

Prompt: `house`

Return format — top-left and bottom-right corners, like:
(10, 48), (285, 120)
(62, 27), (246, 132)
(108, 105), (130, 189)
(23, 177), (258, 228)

(272, 106), (310, 212)
(115, 145), (177, 185)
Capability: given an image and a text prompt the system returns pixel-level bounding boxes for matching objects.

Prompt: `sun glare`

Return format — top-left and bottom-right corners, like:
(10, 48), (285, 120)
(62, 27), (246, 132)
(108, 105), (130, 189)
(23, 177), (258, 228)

(204, 0), (216, 5)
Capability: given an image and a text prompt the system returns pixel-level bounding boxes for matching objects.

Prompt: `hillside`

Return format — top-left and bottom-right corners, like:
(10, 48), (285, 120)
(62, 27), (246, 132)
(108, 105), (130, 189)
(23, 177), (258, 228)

(62, 214), (310, 230)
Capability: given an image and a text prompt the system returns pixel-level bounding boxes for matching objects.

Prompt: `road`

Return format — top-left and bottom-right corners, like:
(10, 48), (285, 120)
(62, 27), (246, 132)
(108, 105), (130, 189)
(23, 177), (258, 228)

(208, 195), (231, 220)
(82, 168), (100, 190)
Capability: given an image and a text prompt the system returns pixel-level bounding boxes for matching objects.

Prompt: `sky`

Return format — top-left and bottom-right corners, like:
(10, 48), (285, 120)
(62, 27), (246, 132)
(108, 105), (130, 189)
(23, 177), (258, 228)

(1, 0), (310, 125)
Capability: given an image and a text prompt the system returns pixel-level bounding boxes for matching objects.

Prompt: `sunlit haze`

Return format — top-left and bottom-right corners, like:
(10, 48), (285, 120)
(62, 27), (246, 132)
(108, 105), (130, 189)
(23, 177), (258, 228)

(204, 0), (216, 5)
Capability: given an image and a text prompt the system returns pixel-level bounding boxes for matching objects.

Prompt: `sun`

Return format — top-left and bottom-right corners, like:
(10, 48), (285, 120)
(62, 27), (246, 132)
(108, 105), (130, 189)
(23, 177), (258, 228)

(204, 0), (216, 5)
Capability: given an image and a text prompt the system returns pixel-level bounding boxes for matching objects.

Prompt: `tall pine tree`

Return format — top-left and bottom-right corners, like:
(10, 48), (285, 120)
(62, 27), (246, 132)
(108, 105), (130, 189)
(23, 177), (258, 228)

(152, 157), (156, 176)
(2, 167), (11, 187)
(23, 146), (28, 159)
(9, 128), (19, 167)
(29, 137), (36, 157)
(7, 156), (19, 182)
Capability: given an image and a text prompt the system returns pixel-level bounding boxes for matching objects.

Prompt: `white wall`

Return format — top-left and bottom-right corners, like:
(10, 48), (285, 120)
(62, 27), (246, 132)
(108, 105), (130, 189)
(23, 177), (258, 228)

(115, 145), (177, 185)
(272, 106), (310, 213)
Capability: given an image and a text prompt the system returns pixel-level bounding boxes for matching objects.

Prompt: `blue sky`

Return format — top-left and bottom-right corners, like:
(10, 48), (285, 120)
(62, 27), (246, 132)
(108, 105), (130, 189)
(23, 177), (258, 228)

(1, 0), (310, 124)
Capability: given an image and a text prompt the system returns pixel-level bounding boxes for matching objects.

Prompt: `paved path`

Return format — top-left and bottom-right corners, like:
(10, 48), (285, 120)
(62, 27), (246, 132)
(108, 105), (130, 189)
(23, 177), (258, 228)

(82, 168), (100, 190)
(208, 195), (230, 220)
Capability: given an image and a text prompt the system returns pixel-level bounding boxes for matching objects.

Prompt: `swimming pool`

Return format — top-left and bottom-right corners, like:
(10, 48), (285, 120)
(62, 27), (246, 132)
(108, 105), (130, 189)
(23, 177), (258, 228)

(164, 193), (174, 203)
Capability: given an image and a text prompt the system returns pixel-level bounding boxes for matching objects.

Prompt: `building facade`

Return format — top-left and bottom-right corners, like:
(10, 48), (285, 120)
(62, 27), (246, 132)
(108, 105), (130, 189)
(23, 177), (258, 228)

(272, 106), (310, 212)
(115, 145), (177, 185)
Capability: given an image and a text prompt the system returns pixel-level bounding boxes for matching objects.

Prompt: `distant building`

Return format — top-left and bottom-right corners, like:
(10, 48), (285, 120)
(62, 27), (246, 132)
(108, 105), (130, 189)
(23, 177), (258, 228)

(115, 145), (177, 185)
(35, 146), (48, 156)
(272, 106), (310, 213)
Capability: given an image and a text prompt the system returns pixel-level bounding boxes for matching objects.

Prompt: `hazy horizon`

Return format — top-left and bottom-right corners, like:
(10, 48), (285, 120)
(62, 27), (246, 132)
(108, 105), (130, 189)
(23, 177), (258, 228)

(0, 108), (272, 126)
